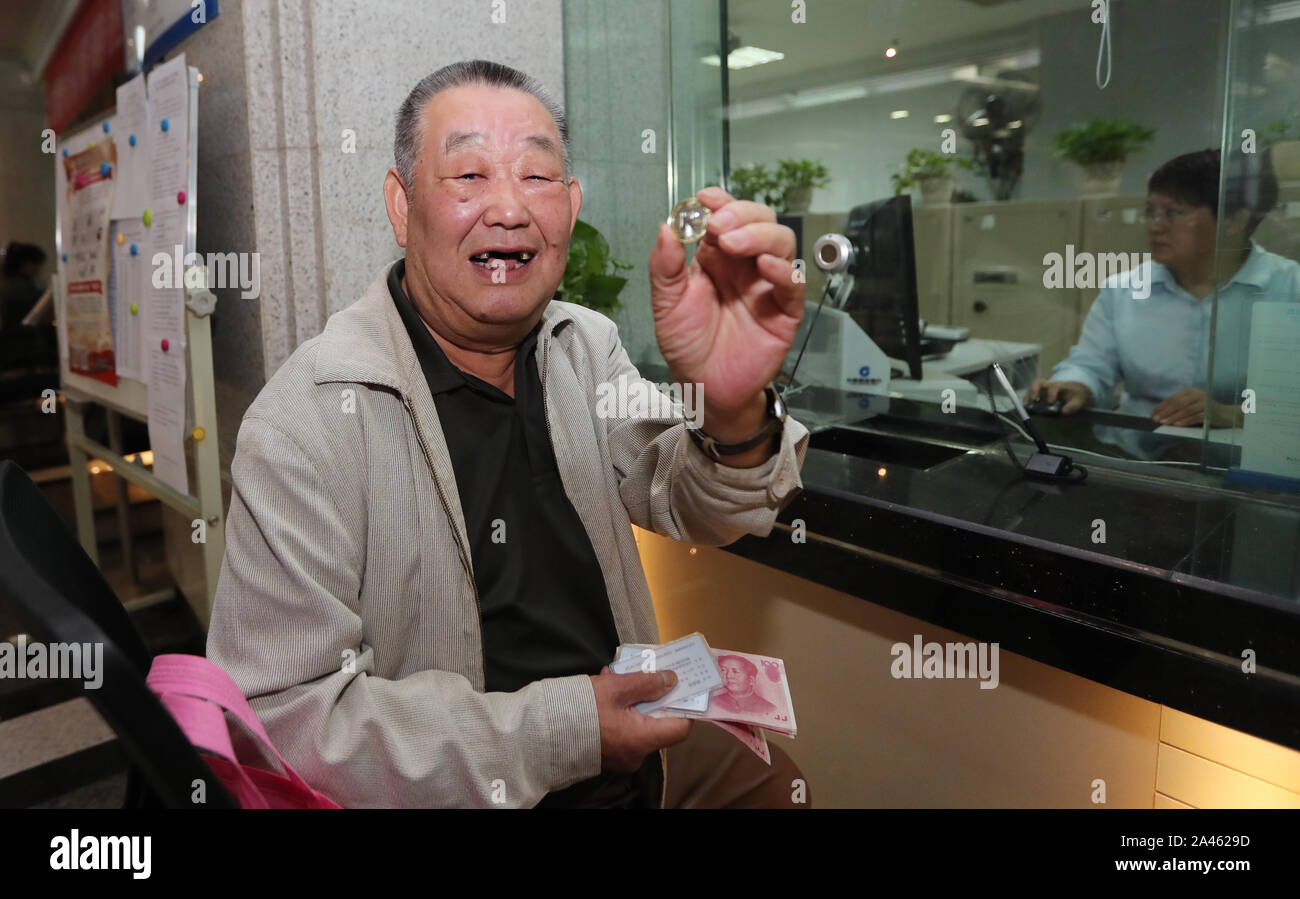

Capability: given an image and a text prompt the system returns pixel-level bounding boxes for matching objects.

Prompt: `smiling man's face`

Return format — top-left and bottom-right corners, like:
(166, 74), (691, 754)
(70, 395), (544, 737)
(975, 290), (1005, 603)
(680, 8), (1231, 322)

(385, 83), (581, 347)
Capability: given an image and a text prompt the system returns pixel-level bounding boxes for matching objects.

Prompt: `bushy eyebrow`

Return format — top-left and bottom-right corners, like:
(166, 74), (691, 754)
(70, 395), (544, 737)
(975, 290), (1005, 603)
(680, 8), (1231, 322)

(443, 130), (562, 162)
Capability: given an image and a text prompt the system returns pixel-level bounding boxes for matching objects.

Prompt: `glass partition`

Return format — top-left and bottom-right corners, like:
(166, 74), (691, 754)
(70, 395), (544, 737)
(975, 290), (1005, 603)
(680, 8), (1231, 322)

(563, 0), (1300, 604)
(708, 0), (1240, 448)
(1200, 0), (1300, 597)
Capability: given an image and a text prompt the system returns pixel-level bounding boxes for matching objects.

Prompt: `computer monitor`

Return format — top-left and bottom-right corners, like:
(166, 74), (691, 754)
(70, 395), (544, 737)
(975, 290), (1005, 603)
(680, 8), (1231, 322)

(840, 194), (925, 380)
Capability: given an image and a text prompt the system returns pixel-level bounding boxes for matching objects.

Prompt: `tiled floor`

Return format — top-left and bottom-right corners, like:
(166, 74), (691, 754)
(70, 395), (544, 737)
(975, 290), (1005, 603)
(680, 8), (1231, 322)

(30, 772), (128, 809)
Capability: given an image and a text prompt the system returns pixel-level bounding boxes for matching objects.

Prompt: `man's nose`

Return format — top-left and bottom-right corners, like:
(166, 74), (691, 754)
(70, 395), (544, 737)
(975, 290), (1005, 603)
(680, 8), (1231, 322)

(481, 176), (530, 228)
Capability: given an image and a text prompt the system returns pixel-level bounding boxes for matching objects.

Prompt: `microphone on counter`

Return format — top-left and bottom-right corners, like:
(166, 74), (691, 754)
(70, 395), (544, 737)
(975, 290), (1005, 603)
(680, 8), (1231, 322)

(989, 363), (1079, 481)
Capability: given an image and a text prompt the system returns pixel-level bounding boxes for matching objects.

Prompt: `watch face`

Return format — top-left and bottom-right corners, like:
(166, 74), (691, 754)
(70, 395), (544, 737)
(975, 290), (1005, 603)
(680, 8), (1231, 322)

(769, 385), (787, 420)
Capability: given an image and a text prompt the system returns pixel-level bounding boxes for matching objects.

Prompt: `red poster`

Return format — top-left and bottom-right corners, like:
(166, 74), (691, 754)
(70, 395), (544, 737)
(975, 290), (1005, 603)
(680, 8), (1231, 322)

(44, 0), (124, 135)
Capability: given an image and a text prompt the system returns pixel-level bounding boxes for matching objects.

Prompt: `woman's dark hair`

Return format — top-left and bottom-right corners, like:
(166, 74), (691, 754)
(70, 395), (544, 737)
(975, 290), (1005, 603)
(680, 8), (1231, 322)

(1147, 148), (1279, 236)
(2, 242), (47, 278)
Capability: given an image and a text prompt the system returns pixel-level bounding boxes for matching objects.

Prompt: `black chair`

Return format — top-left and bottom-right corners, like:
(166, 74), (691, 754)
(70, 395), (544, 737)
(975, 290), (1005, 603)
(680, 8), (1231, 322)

(0, 459), (236, 808)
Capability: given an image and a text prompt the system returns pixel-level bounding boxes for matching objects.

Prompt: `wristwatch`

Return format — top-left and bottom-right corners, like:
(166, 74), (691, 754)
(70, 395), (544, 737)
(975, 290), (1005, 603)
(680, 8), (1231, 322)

(686, 383), (786, 462)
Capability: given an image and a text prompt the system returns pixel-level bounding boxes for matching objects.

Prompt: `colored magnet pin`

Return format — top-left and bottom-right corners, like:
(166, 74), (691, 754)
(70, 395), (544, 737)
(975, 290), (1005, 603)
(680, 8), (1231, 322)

(129, 134), (137, 147)
(130, 243), (138, 255)
(102, 121), (110, 133)
(191, 427), (206, 442)
(130, 303), (138, 315)
(160, 118), (169, 132)
(160, 338), (170, 352)
(142, 209), (152, 226)
(117, 232), (124, 246)
(74, 174), (85, 187)
(61, 253), (67, 262)
(87, 141), (94, 149)
(100, 162), (110, 177)
(668, 197), (710, 243)
(62, 148), (68, 157)
(177, 190), (186, 204)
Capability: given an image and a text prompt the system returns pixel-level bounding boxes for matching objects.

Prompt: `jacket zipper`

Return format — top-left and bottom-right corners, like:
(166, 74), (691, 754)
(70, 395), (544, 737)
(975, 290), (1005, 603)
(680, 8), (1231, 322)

(402, 392), (486, 683)
(540, 323), (667, 808)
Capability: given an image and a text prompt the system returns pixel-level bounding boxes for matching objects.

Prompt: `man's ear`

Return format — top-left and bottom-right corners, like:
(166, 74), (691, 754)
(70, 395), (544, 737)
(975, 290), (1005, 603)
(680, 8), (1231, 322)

(384, 169), (410, 248)
(568, 176), (583, 233)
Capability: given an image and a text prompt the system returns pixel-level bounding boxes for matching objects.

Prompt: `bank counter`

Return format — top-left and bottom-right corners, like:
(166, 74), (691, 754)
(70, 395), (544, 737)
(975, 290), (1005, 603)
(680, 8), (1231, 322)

(633, 377), (1300, 809)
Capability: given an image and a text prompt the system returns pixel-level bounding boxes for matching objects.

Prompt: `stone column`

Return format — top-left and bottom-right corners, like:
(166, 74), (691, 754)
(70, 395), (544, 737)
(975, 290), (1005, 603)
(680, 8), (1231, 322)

(162, 0), (564, 607)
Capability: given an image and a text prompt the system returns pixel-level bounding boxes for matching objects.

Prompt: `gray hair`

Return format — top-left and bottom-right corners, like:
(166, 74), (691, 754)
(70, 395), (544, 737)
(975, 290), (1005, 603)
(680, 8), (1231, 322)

(394, 59), (571, 194)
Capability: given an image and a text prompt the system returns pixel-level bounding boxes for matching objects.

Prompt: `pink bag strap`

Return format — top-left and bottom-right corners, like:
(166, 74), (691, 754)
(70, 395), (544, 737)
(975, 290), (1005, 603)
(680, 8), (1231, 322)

(147, 653), (314, 797)
(157, 692), (271, 808)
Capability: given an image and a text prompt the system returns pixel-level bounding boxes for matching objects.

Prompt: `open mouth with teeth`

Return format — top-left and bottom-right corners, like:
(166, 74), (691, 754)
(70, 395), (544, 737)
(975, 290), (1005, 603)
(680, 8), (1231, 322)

(470, 249), (536, 271)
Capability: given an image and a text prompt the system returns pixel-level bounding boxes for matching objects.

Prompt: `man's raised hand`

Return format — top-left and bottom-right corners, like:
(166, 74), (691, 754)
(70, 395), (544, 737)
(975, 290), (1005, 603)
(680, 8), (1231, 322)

(648, 186), (804, 422)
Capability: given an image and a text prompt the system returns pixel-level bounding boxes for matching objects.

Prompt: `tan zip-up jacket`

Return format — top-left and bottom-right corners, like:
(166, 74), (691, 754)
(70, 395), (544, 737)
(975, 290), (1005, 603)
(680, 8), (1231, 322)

(206, 261), (809, 808)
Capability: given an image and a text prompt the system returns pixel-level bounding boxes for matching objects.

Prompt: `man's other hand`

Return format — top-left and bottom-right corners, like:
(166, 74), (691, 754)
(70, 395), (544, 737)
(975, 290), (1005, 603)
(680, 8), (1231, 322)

(1025, 378), (1093, 415)
(590, 668), (692, 774)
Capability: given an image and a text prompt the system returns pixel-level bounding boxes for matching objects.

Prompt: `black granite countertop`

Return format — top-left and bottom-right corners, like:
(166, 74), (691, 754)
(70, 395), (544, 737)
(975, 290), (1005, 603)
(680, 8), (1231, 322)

(718, 384), (1300, 751)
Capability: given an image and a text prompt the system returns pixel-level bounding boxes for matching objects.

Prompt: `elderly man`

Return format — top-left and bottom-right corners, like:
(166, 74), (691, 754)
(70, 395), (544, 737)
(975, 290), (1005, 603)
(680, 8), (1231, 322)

(207, 59), (810, 808)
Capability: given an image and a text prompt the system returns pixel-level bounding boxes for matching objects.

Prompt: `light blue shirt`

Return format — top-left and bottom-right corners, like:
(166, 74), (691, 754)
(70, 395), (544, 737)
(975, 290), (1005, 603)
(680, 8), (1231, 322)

(1052, 242), (1300, 417)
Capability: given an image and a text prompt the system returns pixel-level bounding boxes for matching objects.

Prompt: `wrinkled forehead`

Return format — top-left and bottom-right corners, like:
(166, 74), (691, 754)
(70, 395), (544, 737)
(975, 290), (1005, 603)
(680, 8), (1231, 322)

(440, 129), (563, 163)
(422, 86), (563, 164)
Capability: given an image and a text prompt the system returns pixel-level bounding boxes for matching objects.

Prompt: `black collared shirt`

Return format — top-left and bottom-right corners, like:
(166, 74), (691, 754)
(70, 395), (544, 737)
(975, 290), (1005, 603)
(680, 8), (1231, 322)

(389, 261), (661, 807)
(388, 259), (620, 693)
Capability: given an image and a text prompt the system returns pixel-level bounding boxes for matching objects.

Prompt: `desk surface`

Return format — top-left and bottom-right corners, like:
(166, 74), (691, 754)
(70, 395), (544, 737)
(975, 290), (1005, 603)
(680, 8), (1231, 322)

(919, 337), (1041, 377)
(726, 388), (1300, 751)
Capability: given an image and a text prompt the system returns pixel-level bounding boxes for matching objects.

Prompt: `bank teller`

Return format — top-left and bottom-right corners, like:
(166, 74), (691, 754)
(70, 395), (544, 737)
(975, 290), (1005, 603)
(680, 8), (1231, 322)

(1029, 149), (1300, 427)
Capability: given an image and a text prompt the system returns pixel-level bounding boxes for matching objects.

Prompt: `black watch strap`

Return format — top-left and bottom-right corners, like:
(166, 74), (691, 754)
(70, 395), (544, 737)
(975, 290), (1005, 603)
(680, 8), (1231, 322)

(686, 384), (786, 461)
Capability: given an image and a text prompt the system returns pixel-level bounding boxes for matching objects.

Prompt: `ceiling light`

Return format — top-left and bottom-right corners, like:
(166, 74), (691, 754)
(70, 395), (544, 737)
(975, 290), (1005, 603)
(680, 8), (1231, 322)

(701, 46), (785, 69)
(885, 46), (897, 59)
(890, 110), (910, 119)
(935, 113), (953, 123)
(1260, 1), (1300, 23)
(790, 84), (869, 108)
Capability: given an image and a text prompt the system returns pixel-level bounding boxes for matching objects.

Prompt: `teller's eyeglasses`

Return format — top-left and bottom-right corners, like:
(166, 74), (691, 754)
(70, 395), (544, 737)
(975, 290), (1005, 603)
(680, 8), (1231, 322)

(1139, 205), (1191, 225)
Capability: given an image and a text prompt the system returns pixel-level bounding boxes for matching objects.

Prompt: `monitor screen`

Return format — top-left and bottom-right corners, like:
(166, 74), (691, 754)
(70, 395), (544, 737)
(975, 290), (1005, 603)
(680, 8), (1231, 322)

(840, 194), (923, 380)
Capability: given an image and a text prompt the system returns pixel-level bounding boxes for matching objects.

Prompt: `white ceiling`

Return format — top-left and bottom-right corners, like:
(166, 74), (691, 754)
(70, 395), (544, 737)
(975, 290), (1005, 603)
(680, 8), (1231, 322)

(724, 0), (1088, 91)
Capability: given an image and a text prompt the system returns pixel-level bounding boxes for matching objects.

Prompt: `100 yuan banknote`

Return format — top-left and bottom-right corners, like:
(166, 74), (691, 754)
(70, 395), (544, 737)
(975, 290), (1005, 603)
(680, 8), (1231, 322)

(652, 648), (797, 737)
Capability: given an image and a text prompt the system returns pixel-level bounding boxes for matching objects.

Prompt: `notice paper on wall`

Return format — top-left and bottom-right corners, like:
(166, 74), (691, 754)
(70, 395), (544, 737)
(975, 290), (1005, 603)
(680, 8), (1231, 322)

(144, 52), (189, 342)
(141, 52), (192, 495)
(110, 218), (148, 382)
(1238, 302), (1300, 482)
(111, 73), (151, 220)
(146, 336), (188, 495)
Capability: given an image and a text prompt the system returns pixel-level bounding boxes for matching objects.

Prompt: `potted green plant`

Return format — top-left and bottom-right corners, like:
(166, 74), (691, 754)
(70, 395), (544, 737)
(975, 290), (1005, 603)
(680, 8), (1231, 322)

(1051, 119), (1156, 196)
(775, 158), (831, 213)
(554, 219), (634, 316)
(727, 163), (783, 207)
(890, 148), (974, 204)
(1260, 118), (1300, 181)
